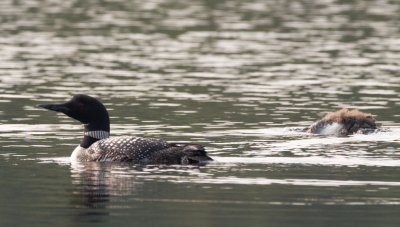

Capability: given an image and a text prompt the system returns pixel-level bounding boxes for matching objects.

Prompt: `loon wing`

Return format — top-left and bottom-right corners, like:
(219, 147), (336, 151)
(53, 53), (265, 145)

(88, 136), (170, 162)
(86, 136), (211, 164)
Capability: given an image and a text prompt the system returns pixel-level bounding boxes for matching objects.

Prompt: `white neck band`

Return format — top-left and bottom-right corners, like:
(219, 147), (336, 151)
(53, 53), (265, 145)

(84, 130), (110, 140)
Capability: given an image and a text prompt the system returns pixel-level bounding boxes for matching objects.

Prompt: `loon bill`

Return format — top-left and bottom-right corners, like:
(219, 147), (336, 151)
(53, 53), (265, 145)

(38, 94), (213, 165)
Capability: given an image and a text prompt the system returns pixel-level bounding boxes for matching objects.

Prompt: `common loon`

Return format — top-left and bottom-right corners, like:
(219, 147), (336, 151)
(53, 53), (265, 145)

(304, 108), (377, 136)
(39, 94), (213, 164)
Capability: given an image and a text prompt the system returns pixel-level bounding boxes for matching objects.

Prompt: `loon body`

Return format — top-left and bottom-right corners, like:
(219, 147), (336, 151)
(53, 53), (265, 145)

(305, 108), (377, 136)
(39, 94), (212, 165)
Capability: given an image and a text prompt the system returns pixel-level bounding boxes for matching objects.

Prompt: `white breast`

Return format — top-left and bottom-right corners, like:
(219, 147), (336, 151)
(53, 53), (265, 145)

(71, 145), (86, 161)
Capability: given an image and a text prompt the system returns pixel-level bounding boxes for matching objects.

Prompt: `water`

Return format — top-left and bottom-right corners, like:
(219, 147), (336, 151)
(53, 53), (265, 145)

(1, 0), (400, 226)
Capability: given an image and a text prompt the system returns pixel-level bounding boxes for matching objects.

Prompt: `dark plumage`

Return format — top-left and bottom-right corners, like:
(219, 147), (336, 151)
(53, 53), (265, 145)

(39, 94), (213, 165)
(305, 108), (377, 136)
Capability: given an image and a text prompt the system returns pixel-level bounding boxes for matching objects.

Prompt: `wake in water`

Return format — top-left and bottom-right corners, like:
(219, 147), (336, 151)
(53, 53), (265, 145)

(272, 126), (400, 148)
(203, 125), (400, 168)
(212, 156), (400, 167)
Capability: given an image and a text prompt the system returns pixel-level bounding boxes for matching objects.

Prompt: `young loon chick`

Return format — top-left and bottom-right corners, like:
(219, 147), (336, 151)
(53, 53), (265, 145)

(39, 94), (213, 165)
(304, 108), (377, 136)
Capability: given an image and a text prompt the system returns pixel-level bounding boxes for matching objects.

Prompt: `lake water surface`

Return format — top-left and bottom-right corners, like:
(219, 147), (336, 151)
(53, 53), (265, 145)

(1, 0), (400, 226)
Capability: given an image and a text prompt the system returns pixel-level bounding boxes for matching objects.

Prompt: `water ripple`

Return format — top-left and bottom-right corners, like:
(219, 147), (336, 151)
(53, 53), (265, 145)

(1, 0), (400, 224)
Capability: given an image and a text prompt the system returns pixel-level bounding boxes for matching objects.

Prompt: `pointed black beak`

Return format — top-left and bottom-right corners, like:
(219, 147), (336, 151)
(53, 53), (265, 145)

(38, 103), (70, 114)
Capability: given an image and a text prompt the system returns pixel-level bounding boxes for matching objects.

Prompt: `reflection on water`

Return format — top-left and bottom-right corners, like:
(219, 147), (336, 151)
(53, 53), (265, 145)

(1, 0), (400, 226)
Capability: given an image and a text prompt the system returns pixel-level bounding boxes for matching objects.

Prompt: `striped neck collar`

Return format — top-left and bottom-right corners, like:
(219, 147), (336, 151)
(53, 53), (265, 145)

(84, 130), (110, 140)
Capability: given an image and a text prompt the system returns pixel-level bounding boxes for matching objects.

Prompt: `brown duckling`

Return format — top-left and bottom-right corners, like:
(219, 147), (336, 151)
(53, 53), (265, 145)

(305, 108), (377, 136)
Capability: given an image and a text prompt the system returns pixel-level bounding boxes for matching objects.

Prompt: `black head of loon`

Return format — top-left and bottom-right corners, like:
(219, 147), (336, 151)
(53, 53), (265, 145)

(39, 94), (110, 131)
(39, 94), (213, 165)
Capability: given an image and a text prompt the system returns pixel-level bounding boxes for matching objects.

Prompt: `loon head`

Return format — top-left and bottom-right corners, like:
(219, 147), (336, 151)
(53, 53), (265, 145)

(39, 94), (110, 132)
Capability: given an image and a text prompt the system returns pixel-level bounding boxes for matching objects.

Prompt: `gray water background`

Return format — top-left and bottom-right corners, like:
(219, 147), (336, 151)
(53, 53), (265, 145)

(1, 0), (400, 226)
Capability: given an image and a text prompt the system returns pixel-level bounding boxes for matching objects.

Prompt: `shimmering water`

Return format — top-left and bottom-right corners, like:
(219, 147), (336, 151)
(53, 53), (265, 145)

(1, 0), (400, 226)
